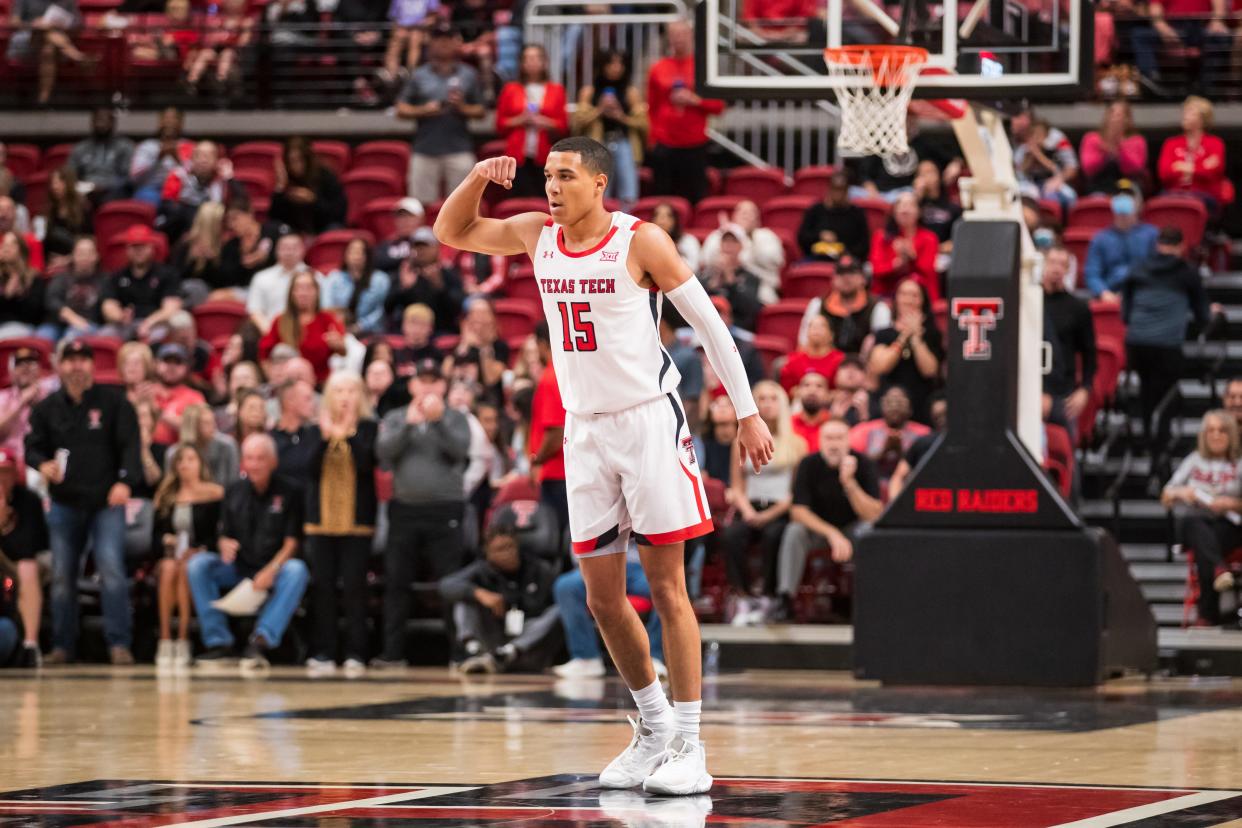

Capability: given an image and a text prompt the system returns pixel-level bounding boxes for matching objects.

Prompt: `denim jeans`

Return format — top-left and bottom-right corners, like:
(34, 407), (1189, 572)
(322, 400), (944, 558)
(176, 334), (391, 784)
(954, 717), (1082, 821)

(554, 559), (663, 662)
(605, 136), (639, 207)
(187, 553), (310, 649)
(0, 617), (17, 665)
(1130, 19), (1229, 90)
(48, 502), (131, 656)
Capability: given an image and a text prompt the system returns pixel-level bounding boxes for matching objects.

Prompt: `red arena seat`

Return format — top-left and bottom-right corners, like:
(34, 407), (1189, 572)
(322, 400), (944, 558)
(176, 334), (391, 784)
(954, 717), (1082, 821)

(306, 229), (376, 273)
(790, 165), (836, 198)
(342, 167), (404, 225)
(1066, 195), (1114, 232)
(229, 141), (282, 175)
(350, 140), (410, 182)
(3, 143), (40, 180)
(192, 300), (249, 342)
(762, 195), (816, 234)
(310, 140), (351, 175)
(631, 196), (691, 228)
(1142, 195), (1208, 250)
(723, 166), (787, 201)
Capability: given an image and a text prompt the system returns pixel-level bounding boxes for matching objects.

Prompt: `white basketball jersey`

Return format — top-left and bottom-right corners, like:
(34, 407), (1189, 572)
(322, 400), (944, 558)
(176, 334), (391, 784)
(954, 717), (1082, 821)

(533, 211), (681, 415)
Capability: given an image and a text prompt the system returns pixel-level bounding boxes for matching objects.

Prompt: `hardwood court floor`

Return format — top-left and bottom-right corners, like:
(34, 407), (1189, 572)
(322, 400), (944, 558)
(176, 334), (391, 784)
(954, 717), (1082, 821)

(3, 667), (1242, 825)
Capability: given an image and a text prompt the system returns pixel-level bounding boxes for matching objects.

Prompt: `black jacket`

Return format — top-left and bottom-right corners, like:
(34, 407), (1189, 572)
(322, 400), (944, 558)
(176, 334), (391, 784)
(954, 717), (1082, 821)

(26, 384), (141, 511)
(0, 278), (47, 327)
(152, 497), (223, 553)
(439, 554), (558, 617)
(1043, 290), (1097, 398)
(303, 419), (379, 531)
(797, 202), (871, 262)
(384, 263), (465, 335)
(268, 168), (347, 236)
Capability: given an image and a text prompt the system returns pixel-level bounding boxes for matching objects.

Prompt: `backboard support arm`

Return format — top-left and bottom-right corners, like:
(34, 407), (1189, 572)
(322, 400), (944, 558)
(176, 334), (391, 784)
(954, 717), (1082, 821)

(949, 103), (1045, 460)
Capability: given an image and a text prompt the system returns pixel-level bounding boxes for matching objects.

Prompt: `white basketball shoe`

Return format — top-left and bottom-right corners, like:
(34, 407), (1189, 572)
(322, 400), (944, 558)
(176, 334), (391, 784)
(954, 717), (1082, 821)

(642, 735), (713, 795)
(599, 717), (673, 789)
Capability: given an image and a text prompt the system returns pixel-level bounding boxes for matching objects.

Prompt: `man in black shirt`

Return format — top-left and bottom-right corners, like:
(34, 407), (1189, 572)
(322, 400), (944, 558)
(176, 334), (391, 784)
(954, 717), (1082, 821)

(26, 340), (140, 665)
(374, 197), (426, 276)
(384, 228), (466, 334)
(1041, 245), (1096, 440)
(272, 379), (318, 481)
(440, 525), (561, 673)
(187, 433), (308, 669)
(0, 449), (48, 667)
(775, 418), (883, 614)
(100, 224), (183, 340)
(797, 172), (871, 263)
(811, 258), (892, 356)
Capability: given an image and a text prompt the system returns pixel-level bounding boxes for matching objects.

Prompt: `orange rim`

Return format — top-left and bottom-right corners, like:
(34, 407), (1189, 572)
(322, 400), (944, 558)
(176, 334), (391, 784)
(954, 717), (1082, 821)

(823, 45), (929, 86)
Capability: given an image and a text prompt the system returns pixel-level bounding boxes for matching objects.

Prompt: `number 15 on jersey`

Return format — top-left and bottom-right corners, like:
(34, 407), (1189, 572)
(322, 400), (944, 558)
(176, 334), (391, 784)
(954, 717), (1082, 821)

(557, 301), (597, 352)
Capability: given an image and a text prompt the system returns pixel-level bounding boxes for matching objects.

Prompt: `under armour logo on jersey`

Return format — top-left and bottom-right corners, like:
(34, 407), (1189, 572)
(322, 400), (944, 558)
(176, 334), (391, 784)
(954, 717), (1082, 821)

(542, 250), (555, 259)
(599, 251), (619, 262)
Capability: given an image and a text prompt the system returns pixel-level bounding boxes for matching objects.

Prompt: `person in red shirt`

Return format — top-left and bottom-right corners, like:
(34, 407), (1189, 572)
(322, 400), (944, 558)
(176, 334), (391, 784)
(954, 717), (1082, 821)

(259, 271), (347, 387)
(869, 191), (940, 301)
(151, 343), (208, 445)
(742, 0), (817, 38)
(646, 20), (725, 204)
(528, 321), (568, 535)
(779, 315), (845, 394)
(496, 45), (569, 199)
(1157, 95), (1233, 211)
(790, 370), (831, 453)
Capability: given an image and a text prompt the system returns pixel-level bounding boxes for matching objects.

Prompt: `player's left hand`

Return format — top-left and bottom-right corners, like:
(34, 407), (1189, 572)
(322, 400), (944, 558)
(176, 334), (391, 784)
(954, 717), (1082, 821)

(737, 413), (774, 474)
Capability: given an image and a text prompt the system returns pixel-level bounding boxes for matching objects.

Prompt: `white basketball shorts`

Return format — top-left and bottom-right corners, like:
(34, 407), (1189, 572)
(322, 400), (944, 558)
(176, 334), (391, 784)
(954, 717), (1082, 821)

(566, 393), (713, 558)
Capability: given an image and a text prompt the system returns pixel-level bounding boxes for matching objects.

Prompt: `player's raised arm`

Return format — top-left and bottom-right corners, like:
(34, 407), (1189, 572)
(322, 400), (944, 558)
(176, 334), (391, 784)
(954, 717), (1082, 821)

(633, 223), (774, 473)
(433, 156), (547, 256)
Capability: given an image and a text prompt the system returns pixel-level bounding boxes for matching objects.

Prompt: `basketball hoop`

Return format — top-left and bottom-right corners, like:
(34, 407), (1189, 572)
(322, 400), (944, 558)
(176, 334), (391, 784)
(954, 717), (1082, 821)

(823, 45), (929, 157)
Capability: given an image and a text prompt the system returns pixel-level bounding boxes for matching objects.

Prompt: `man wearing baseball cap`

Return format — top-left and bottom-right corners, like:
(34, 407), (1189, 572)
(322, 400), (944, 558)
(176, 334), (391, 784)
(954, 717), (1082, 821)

(374, 197), (426, 275)
(383, 226), (465, 335)
(100, 224), (183, 340)
(374, 355), (471, 668)
(0, 448), (49, 667)
(25, 339), (141, 665)
(1083, 180), (1158, 302)
(151, 342), (207, 445)
(0, 347), (56, 487)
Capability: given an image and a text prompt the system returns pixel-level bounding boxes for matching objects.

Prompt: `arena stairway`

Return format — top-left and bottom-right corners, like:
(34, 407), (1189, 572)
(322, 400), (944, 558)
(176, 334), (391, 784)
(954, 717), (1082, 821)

(1077, 272), (1242, 629)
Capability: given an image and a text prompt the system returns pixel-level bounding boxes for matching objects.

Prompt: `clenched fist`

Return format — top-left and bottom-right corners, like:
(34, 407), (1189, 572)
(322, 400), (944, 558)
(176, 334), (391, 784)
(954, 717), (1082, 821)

(473, 156), (517, 190)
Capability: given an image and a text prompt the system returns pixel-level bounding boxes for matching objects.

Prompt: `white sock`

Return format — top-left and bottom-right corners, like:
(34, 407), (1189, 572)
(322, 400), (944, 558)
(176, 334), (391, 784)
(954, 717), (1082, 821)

(674, 699), (702, 744)
(631, 678), (673, 734)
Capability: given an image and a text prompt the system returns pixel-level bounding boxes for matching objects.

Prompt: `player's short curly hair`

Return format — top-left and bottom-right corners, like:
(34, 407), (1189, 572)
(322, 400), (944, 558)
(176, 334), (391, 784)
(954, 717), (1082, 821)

(549, 136), (613, 178)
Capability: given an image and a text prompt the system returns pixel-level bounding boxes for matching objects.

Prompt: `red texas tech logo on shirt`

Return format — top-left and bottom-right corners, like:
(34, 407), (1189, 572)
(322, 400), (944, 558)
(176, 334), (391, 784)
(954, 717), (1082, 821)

(681, 436), (697, 465)
(950, 298), (1004, 361)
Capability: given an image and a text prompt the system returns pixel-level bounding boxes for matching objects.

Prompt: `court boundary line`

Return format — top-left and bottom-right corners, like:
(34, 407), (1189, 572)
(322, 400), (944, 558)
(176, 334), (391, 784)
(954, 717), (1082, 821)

(1048, 791), (1242, 826)
(165, 787), (478, 827)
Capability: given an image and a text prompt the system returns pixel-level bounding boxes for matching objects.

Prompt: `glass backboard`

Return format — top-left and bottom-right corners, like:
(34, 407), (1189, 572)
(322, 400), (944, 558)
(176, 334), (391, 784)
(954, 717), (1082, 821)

(694, 0), (1093, 101)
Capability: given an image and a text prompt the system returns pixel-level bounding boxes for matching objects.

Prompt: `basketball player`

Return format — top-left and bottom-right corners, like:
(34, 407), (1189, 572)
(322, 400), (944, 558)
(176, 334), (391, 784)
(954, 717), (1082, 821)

(435, 137), (773, 795)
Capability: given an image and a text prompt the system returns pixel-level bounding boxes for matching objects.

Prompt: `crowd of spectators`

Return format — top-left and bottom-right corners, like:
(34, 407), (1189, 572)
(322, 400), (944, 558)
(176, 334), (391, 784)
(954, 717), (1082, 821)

(3, 9), (1242, 669)
(7, 0), (1242, 110)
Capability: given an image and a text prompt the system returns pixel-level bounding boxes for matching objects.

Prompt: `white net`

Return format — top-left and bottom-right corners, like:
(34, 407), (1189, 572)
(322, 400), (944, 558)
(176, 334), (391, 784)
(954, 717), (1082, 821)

(824, 47), (928, 158)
